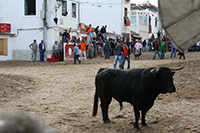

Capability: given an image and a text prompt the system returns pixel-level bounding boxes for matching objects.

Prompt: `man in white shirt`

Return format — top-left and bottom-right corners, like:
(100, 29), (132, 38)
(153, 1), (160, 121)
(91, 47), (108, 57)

(134, 39), (142, 59)
(134, 40), (142, 54)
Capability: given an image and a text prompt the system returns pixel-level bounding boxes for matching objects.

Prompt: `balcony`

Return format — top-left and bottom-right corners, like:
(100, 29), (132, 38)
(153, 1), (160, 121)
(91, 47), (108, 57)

(124, 16), (130, 26)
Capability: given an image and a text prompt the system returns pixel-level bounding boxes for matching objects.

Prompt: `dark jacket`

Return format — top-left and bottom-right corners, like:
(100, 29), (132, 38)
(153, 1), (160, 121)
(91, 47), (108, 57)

(104, 42), (111, 51)
(39, 43), (46, 52)
(115, 45), (124, 56)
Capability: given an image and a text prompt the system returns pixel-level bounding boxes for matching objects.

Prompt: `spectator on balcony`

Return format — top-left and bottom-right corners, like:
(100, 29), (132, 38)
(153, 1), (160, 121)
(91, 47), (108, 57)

(62, 11), (68, 16)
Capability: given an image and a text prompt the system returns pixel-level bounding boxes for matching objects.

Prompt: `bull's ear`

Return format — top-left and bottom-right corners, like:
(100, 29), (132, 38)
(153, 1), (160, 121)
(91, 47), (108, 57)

(150, 68), (159, 74)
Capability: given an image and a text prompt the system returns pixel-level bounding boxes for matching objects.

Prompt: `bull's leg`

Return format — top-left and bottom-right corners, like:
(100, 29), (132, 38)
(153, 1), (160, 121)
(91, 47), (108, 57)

(141, 110), (147, 126)
(133, 107), (140, 130)
(100, 96), (112, 123)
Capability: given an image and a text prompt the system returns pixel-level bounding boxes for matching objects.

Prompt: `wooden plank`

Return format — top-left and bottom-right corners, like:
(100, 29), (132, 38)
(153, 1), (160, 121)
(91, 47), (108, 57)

(0, 39), (3, 55)
(3, 38), (8, 56)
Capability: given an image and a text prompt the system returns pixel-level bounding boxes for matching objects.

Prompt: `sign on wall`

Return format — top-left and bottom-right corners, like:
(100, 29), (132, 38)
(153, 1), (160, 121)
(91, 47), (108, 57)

(0, 23), (11, 33)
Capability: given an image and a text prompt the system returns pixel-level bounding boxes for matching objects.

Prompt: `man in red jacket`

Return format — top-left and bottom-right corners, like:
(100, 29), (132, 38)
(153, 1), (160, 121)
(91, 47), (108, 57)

(122, 43), (131, 69)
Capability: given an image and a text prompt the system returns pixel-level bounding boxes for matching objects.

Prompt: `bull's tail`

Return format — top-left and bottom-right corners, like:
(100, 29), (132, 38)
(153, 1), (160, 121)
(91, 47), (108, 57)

(92, 92), (98, 117)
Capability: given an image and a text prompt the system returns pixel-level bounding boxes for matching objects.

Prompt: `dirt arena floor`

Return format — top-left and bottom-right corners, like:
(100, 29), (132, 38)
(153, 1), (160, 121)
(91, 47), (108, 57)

(0, 52), (199, 133)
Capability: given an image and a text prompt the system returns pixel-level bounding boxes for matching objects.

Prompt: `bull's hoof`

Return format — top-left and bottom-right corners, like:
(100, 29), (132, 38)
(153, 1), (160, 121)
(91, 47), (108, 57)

(134, 127), (141, 131)
(103, 119), (111, 124)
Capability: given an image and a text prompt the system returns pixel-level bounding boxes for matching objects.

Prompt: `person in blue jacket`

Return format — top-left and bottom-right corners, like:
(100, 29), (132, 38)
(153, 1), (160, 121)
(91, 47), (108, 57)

(39, 40), (46, 61)
(72, 43), (81, 64)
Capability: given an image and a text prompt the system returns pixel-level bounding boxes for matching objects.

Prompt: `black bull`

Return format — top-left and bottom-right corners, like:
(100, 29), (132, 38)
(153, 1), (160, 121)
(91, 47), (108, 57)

(93, 67), (183, 130)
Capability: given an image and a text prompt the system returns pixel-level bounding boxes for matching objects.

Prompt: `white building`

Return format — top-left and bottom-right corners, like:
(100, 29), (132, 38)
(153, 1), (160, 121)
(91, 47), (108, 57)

(80, 0), (131, 40)
(130, 3), (161, 41)
(0, 0), (80, 61)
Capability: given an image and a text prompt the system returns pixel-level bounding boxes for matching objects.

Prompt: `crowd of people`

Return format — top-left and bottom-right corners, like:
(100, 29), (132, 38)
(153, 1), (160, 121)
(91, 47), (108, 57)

(29, 28), (200, 66)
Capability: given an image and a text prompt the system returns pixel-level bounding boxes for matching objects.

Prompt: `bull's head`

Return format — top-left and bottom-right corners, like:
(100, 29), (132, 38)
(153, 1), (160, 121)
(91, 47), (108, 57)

(151, 67), (183, 94)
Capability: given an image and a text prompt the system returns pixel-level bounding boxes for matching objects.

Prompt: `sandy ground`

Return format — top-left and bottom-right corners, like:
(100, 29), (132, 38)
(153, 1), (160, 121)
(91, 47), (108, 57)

(0, 52), (199, 133)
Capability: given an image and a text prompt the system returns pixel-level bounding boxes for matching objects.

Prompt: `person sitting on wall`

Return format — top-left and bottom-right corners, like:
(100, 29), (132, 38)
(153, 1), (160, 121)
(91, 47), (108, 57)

(62, 29), (69, 43)
(62, 11), (68, 16)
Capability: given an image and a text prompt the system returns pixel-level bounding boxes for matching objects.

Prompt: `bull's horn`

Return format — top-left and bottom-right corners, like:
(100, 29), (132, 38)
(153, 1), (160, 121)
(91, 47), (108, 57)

(151, 68), (159, 73)
(170, 66), (184, 72)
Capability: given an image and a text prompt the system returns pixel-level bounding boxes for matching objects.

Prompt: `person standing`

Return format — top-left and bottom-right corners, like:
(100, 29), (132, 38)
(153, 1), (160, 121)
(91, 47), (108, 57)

(113, 42), (124, 69)
(92, 38), (97, 58)
(52, 41), (59, 56)
(157, 31), (161, 40)
(134, 40), (142, 54)
(153, 40), (161, 60)
(142, 40), (146, 52)
(58, 40), (64, 61)
(72, 43), (81, 64)
(160, 39), (167, 59)
(104, 25), (107, 41)
(39, 40), (46, 62)
(80, 39), (87, 61)
(29, 39), (38, 62)
(104, 40), (111, 59)
(122, 43), (131, 69)
(147, 40), (150, 51)
(170, 43), (176, 59)
(98, 39), (104, 57)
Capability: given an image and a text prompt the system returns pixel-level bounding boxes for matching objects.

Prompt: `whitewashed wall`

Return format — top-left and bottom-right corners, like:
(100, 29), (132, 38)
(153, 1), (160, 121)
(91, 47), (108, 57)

(130, 9), (161, 40)
(0, 0), (80, 60)
(80, 0), (122, 35)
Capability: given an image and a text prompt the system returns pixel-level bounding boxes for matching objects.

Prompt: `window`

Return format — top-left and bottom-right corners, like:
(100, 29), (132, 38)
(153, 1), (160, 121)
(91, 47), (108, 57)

(149, 16), (151, 25)
(144, 16), (147, 25)
(131, 16), (136, 24)
(155, 17), (157, 27)
(0, 38), (8, 56)
(72, 3), (76, 18)
(139, 15), (143, 25)
(124, 7), (127, 17)
(62, 1), (68, 16)
(24, 0), (36, 15)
